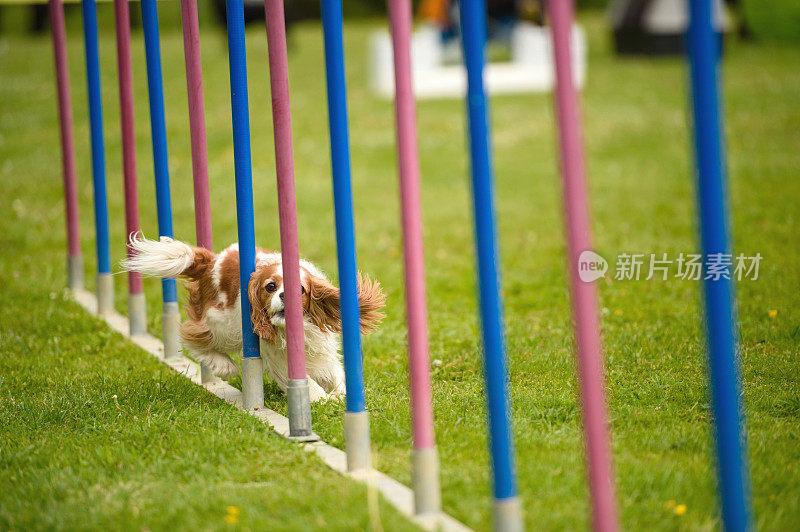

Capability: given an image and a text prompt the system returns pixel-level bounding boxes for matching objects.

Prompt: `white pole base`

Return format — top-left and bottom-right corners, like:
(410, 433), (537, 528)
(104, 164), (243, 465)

(343, 410), (371, 471)
(412, 446), (442, 515)
(287, 379), (316, 440)
(241, 356), (265, 410)
(162, 301), (180, 360)
(67, 254), (83, 290)
(128, 291), (147, 337)
(200, 362), (215, 384)
(96, 272), (113, 315)
(493, 496), (523, 532)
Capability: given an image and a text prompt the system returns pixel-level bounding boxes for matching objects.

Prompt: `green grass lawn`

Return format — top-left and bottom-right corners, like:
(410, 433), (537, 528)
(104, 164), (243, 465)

(1, 8), (799, 531)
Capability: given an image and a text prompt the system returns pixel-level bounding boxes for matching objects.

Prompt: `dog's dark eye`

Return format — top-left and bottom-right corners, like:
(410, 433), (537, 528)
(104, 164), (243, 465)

(301, 286), (306, 295)
(265, 282), (277, 292)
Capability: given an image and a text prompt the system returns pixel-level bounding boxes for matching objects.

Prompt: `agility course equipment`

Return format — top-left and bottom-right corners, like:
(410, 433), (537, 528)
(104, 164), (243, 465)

(686, 0), (752, 529)
(66, 279), (470, 532)
(49, 0), (82, 291)
(264, 0), (315, 439)
(113, 0), (147, 337)
(58, 0), (519, 527)
(180, 0), (213, 254)
(546, 0), (619, 529)
(49, 0), (754, 529)
(224, 0), (266, 411)
(386, 0), (441, 514)
(141, 0), (181, 360)
(459, 0), (522, 528)
(80, 0), (112, 314)
(370, 22), (587, 99)
(320, 0), (371, 468)
(179, 0), (215, 384)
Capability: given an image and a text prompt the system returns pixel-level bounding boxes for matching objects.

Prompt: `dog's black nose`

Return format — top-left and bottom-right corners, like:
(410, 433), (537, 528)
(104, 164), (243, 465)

(279, 292), (284, 302)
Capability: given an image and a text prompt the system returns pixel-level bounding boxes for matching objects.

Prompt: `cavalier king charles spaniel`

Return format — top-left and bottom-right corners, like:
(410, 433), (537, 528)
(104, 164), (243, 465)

(121, 236), (385, 402)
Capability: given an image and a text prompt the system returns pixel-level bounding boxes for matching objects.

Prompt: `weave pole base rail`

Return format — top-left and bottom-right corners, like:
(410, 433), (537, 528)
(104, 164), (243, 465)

(127, 291), (147, 336)
(493, 496), (523, 532)
(343, 410), (371, 471)
(68, 287), (471, 532)
(67, 255), (84, 290)
(412, 447), (441, 515)
(96, 272), (113, 315)
(200, 362), (215, 384)
(287, 379), (317, 441)
(241, 356), (266, 410)
(161, 301), (181, 360)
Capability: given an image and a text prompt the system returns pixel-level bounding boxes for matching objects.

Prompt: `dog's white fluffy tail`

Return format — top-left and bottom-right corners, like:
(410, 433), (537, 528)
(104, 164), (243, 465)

(121, 234), (196, 279)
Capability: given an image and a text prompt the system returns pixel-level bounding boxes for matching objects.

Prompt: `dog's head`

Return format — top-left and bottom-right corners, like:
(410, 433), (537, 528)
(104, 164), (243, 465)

(248, 261), (386, 341)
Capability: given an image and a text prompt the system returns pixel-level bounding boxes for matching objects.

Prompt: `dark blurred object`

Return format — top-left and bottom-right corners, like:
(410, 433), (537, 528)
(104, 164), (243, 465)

(0, 3), (52, 34)
(31, 4), (48, 33)
(517, 0), (545, 26)
(211, 0), (383, 29)
(213, 0), (269, 26)
(740, 0), (800, 43)
(486, 0), (516, 20)
(417, 0), (547, 43)
(609, 0), (727, 55)
(1, 1), (138, 35)
(575, 0), (609, 7)
(724, 0), (751, 40)
(212, 0), (321, 42)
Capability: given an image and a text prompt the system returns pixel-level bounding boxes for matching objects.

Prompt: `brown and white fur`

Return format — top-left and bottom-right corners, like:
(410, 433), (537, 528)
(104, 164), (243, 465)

(121, 236), (385, 402)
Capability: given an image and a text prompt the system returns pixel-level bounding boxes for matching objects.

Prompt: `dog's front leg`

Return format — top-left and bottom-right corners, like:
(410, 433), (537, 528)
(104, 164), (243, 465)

(266, 366), (328, 403)
(307, 378), (329, 403)
(259, 339), (329, 402)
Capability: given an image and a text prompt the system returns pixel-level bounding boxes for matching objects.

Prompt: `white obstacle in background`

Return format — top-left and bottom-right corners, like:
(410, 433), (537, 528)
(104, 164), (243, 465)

(370, 22), (587, 99)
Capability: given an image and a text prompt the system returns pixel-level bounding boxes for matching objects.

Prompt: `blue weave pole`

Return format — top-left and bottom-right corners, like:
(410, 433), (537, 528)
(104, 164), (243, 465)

(141, 0), (177, 304)
(459, 0), (519, 515)
(80, 0), (110, 277)
(320, 0), (366, 415)
(225, 0), (263, 410)
(224, 0), (260, 364)
(686, 1), (751, 530)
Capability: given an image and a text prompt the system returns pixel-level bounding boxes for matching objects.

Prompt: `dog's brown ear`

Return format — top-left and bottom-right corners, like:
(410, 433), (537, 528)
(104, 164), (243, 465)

(357, 272), (386, 334)
(248, 270), (276, 342)
(307, 275), (342, 333)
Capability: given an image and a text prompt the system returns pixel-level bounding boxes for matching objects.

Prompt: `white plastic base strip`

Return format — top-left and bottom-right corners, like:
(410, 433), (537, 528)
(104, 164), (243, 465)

(69, 288), (471, 532)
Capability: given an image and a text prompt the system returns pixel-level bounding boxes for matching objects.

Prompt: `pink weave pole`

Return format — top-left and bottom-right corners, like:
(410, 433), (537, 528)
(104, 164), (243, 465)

(546, 1), (619, 530)
(387, 0), (435, 453)
(180, 0), (213, 251)
(180, 0), (213, 382)
(113, 0), (143, 296)
(50, 0), (81, 273)
(387, 0), (441, 513)
(264, 0), (306, 382)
